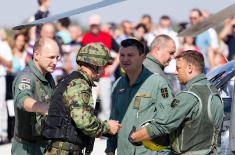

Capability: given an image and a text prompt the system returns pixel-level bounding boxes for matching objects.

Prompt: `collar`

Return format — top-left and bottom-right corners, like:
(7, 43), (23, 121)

(79, 69), (96, 87)
(146, 53), (164, 70)
(28, 60), (50, 83)
(124, 66), (151, 87)
(185, 73), (207, 90)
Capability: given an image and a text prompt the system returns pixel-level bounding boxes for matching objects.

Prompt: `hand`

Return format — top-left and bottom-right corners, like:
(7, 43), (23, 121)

(107, 120), (122, 135)
(128, 126), (142, 146)
(106, 152), (115, 155)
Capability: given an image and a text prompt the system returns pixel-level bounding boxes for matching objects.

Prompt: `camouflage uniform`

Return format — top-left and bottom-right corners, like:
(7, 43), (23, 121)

(44, 43), (113, 155)
(12, 60), (55, 155)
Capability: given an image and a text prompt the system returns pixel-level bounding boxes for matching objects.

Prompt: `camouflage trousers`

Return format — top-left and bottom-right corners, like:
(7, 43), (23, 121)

(45, 147), (83, 155)
(45, 141), (83, 155)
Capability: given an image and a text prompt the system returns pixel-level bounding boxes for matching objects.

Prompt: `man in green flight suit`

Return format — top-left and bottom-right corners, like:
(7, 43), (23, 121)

(129, 50), (224, 155)
(43, 42), (122, 155)
(143, 34), (176, 155)
(143, 34), (176, 80)
(144, 34), (180, 95)
(12, 37), (60, 155)
(105, 38), (174, 155)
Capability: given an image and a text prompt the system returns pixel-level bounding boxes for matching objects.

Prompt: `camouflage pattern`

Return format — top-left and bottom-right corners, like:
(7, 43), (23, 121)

(76, 42), (113, 66)
(63, 70), (109, 136)
(45, 147), (82, 155)
(12, 60), (55, 155)
(46, 70), (110, 154)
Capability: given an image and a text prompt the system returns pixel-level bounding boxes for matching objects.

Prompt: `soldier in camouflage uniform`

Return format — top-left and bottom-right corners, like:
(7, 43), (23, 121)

(12, 37), (60, 155)
(43, 42), (122, 155)
(129, 50), (223, 155)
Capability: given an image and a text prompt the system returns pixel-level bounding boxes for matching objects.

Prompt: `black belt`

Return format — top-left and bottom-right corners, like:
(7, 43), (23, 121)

(52, 141), (82, 151)
(14, 136), (46, 144)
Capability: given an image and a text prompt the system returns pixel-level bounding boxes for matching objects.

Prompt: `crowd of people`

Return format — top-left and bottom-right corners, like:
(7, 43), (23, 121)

(0, 0), (234, 154)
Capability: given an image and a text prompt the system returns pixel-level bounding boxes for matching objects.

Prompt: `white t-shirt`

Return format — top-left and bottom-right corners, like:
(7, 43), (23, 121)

(0, 40), (12, 76)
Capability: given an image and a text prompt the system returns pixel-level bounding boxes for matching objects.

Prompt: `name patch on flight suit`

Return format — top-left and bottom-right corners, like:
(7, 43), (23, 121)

(171, 99), (180, 108)
(134, 93), (151, 109)
(161, 88), (169, 98)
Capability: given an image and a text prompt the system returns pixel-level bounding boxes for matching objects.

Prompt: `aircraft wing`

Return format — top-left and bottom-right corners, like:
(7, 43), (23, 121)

(13, 0), (126, 30)
(178, 3), (235, 37)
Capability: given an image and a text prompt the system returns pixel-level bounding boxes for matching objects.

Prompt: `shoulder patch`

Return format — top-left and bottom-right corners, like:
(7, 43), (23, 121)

(21, 78), (31, 84)
(171, 99), (180, 108)
(161, 88), (169, 98)
(81, 92), (90, 104)
(18, 83), (31, 90)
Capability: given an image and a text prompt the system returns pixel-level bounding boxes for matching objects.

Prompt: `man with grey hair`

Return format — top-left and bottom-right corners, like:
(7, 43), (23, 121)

(142, 34), (176, 154)
(144, 34), (176, 82)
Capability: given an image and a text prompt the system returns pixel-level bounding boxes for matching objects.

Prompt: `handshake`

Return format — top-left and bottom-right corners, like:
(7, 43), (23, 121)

(107, 120), (122, 135)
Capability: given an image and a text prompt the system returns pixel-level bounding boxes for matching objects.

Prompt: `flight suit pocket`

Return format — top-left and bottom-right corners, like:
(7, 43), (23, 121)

(133, 92), (152, 109)
(134, 93), (156, 116)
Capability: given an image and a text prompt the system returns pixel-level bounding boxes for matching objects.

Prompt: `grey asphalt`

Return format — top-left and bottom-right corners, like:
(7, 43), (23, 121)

(0, 138), (108, 155)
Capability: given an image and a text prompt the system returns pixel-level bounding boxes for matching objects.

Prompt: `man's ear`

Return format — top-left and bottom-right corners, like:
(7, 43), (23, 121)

(152, 46), (159, 55)
(33, 50), (40, 61)
(187, 63), (193, 74)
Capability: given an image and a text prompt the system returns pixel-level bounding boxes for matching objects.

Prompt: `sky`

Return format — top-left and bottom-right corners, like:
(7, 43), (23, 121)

(0, 0), (234, 28)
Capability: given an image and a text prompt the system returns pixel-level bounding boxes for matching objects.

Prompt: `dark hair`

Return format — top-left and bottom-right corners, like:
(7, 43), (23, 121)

(175, 50), (205, 72)
(37, 0), (46, 6)
(58, 17), (71, 28)
(121, 38), (145, 55)
(142, 14), (152, 21)
(191, 8), (202, 17)
(135, 23), (148, 33)
(160, 15), (170, 20)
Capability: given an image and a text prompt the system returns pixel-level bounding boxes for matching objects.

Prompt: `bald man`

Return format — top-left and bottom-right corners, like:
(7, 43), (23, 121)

(12, 37), (60, 155)
(40, 23), (55, 38)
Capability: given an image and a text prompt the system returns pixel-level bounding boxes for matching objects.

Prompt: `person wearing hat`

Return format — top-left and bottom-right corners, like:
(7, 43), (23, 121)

(43, 42), (122, 155)
(105, 39), (174, 155)
(82, 14), (120, 123)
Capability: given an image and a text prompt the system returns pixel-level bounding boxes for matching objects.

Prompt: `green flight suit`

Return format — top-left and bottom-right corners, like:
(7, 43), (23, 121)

(106, 67), (174, 155)
(146, 74), (224, 155)
(143, 53), (180, 94)
(143, 53), (166, 79)
(143, 52), (175, 154)
(12, 60), (55, 155)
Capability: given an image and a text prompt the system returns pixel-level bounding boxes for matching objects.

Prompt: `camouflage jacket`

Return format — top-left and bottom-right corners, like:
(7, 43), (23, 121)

(62, 70), (110, 137)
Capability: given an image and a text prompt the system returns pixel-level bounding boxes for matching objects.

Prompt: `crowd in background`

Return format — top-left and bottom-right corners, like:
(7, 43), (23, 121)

(1, 0), (235, 144)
